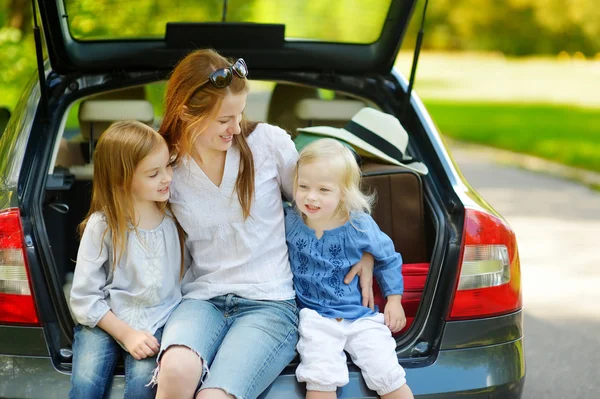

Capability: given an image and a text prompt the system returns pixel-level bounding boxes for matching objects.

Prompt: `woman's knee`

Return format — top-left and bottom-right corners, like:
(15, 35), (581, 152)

(196, 388), (235, 399)
(158, 346), (203, 385)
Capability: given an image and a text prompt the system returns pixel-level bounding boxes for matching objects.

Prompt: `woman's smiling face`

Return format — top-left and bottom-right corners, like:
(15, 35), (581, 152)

(192, 92), (247, 153)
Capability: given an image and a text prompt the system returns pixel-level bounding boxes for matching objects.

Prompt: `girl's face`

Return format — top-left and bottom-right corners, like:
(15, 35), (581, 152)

(295, 160), (344, 223)
(193, 92), (247, 154)
(130, 141), (173, 205)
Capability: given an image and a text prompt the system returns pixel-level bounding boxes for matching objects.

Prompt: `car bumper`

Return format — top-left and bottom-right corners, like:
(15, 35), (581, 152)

(0, 337), (524, 398)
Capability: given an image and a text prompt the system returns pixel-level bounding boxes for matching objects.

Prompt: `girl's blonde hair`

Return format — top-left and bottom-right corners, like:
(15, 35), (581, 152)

(294, 138), (375, 219)
(159, 49), (257, 219)
(78, 120), (186, 276)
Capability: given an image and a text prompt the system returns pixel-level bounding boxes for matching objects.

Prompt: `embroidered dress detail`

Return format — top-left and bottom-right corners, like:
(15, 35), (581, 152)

(296, 238), (309, 274)
(119, 229), (167, 331)
(69, 213), (184, 335)
(284, 206), (404, 320)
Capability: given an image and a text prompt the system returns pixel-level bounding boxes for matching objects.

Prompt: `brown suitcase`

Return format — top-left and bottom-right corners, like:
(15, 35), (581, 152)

(362, 163), (429, 334)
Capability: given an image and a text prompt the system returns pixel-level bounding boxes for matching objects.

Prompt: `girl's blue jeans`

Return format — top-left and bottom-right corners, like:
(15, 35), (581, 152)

(69, 324), (162, 399)
(158, 294), (299, 399)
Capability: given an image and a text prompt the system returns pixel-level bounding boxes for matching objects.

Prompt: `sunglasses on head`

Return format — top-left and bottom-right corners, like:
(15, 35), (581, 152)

(198, 58), (248, 90)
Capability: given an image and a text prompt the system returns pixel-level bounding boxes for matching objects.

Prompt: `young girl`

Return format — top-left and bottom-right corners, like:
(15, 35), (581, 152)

(285, 138), (415, 399)
(69, 120), (186, 399)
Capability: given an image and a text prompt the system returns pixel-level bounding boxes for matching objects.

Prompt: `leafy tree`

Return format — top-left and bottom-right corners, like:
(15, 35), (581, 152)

(0, 0), (36, 109)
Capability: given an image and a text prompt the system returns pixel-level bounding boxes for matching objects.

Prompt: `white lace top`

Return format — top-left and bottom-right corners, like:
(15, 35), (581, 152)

(170, 123), (297, 301)
(70, 212), (184, 334)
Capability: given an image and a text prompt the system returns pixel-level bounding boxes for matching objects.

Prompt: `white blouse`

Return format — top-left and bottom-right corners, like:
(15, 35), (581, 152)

(170, 123), (298, 301)
(70, 212), (184, 334)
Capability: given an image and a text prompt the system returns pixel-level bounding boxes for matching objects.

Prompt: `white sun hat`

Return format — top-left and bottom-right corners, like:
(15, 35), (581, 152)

(297, 107), (429, 175)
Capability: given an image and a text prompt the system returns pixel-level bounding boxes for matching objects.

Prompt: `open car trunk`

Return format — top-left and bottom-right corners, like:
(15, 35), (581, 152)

(29, 67), (453, 393)
(40, 76), (441, 346)
(5, 1), (487, 396)
(43, 160), (435, 334)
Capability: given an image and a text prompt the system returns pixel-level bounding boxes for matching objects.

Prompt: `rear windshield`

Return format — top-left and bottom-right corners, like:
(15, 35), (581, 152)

(63, 0), (392, 44)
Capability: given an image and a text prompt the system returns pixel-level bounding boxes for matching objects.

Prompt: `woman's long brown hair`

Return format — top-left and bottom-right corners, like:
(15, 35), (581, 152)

(79, 121), (186, 277)
(159, 49), (257, 219)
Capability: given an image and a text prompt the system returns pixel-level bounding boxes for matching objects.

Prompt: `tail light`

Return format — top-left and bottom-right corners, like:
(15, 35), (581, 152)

(448, 208), (522, 320)
(0, 208), (40, 325)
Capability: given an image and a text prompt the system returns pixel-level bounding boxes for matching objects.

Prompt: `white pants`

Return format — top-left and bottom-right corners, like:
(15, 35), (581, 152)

(296, 308), (407, 396)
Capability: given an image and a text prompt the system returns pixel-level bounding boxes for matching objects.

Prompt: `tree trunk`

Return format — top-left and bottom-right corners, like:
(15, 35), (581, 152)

(9, 0), (31, 33)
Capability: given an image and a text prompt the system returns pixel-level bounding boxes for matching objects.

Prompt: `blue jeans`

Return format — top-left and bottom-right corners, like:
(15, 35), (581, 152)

(159, 295), (299, 399)
(69, 325), (162, 399)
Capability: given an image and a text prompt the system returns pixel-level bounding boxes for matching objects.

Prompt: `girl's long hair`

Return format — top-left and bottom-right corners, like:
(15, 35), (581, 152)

(78, 120), (186, 276)
(294, 138), (375, 220)
(159, 49), (257, 219)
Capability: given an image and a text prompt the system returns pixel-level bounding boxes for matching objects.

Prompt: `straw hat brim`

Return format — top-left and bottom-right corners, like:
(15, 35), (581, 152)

(297, 126), (429, 175)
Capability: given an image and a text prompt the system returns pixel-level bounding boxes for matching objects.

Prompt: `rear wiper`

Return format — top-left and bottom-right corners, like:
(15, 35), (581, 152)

(403, 0), (429, 120)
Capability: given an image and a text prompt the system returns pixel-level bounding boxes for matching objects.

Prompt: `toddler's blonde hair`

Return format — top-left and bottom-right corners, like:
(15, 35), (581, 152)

(294, 138), (375, 220)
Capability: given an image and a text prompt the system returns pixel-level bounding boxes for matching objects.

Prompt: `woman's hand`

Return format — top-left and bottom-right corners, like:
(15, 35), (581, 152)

(344, 252), (375, 310)
(384, 295), (406, 333)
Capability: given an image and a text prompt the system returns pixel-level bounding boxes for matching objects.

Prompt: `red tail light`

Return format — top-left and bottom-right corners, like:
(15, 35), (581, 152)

(0, 208), (40, 325)
(448, 208), (522, 320)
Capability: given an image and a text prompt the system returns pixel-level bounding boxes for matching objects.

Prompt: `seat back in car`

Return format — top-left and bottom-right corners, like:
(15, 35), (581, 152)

(266, 83), (319, 135)
(78, 99), (155, 141)
(266, 83), (368, 137)
(294, 98), (366, 129)
(69, 99), (155, 179)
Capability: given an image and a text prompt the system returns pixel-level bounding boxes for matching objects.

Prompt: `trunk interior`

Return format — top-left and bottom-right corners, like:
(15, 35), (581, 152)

(40, 79), (439, 365)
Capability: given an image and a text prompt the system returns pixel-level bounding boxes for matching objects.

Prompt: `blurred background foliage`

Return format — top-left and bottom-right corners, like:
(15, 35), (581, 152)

(62, 0), (389, 43)
(0, 0), (35, 110)
(416, 0), (600, 56)
(2, 0), (599, 110)
(1, 0), (599, 172)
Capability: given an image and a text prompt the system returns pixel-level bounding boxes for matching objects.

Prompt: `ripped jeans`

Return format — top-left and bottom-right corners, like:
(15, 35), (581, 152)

(69, 325), (162, 399)
(157, 295), (299, 399)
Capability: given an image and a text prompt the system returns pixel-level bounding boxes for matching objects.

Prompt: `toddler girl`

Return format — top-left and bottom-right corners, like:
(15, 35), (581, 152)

(285, 138), (414, 399)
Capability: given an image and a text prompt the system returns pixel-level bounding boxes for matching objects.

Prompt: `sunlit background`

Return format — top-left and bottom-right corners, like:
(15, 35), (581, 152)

(1, 1), (598, 398)
(1, 0), (599, 174)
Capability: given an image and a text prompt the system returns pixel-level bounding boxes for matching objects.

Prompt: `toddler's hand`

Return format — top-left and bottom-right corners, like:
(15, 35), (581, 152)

(384, 295), (406, 333)
(122, 329), (160, 360)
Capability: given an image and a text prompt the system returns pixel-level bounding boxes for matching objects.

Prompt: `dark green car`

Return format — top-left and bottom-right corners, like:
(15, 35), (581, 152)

(0, 0), (524, 397)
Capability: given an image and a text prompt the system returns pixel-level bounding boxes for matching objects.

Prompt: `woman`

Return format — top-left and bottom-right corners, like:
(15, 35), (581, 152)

(155, 49), (374, 399)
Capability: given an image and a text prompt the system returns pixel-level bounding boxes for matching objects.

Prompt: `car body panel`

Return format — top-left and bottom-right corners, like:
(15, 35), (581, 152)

(0, 107), (10, 137)
(0, 326), (48, 356)
(0, 75), (39, 209)
(441, 310), (523, 350)
(0, 336), (524, 398)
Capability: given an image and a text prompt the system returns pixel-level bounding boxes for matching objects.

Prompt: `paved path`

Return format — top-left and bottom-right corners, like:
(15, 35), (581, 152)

(450, 144), (600, 399)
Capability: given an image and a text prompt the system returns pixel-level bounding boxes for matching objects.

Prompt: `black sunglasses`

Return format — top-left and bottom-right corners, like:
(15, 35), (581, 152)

(198, 58), (248, 90)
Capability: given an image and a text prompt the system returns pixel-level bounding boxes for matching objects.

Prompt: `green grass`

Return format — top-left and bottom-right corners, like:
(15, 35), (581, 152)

(4, 51), (599, 172)
(396, 52), (600, 109)
(393, 52), (600, 172)
(424, 100), (600, 172)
